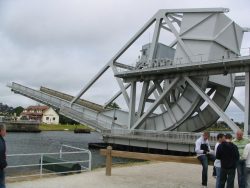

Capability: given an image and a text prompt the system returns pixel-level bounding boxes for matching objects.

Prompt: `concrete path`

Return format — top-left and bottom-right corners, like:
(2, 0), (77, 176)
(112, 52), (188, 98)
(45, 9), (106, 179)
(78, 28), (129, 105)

(7, 162), (219, 188)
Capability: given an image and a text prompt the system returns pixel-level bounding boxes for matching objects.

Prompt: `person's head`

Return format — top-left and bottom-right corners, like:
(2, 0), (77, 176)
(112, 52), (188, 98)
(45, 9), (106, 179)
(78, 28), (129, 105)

(217, 133), (225, 143)
(0, 124), (6, 137)
(203, 132), (210, 140)
(236, 129), (243, 140)
(225, 133), (232, 142)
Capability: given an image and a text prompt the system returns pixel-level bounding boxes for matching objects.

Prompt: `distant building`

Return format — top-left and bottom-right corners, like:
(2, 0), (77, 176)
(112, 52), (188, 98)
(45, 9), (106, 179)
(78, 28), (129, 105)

(21, 105), (59, 124)
(41, 107), (60, 124)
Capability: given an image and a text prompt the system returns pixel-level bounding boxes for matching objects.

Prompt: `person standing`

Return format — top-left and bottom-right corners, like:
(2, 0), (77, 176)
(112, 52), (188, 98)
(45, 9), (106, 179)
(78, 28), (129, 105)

(214, 133), (225, 188)
(195, 132), (215, 188)
(243, 142), (250, 188)
(0, 124), (7, 188)
(216, 133), (239, 188)
(233, 129), (249, 188)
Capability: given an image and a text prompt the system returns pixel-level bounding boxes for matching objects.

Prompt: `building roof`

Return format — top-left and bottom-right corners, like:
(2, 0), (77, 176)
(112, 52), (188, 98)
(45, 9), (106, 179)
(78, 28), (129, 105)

(21, 105), (50, 117)
(21, 112), (43, 116)
(26, 106), (49, 111)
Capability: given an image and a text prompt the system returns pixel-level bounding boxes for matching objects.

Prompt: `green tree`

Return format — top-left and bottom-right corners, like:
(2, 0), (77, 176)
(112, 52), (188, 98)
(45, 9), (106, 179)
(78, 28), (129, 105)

(12, 106), (24, 116)
(59, 114), (79, 125)
(107, 102), (120, 109)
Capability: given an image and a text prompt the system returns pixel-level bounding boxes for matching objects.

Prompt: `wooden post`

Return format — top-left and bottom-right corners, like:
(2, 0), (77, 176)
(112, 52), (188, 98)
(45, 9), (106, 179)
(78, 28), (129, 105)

(106, 146), (112, 176)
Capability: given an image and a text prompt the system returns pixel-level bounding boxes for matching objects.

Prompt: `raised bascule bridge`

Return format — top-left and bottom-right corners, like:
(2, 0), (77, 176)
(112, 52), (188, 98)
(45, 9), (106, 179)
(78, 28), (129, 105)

(8, 8), (250, 153)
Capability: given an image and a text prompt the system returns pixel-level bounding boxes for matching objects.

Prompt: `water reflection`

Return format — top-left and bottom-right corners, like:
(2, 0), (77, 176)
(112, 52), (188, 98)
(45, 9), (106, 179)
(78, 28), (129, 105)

(5, 131), (140, 175)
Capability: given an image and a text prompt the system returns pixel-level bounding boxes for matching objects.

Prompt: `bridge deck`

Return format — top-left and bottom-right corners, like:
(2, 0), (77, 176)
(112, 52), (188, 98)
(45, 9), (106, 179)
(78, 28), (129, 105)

(40, 86), (105, 112)
(115, 56), (250, 82)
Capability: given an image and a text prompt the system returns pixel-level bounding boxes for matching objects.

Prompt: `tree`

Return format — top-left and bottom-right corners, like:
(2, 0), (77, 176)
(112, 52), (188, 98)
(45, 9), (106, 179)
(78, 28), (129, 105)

(12, 106), (24, 116)
(107, 102), (120, 109)
(0, 102), (14, 115)
(59, 114), (79, 125)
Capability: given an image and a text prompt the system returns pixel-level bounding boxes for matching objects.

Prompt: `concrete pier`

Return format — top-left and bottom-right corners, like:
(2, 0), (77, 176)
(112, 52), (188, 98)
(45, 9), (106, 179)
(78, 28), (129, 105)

(7, 162), (224, 188)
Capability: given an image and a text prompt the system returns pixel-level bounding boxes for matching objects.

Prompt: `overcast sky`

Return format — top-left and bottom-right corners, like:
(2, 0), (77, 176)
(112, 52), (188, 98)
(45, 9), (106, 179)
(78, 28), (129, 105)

(0, 0), (249, 122)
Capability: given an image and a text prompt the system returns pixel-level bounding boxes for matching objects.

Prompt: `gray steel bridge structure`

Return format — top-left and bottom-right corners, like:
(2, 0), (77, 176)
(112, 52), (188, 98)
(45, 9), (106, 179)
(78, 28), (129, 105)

(8, 8), (250, 152)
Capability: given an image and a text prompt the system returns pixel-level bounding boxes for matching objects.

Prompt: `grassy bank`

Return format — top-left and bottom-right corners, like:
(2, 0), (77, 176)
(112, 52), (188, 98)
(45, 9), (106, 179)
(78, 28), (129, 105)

(39, 124), (92, 131)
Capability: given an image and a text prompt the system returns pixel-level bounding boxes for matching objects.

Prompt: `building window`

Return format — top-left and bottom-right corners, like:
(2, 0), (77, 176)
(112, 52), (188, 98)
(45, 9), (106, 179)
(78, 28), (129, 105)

(46, 117), (49, 120)
(53, 117), (56, 121)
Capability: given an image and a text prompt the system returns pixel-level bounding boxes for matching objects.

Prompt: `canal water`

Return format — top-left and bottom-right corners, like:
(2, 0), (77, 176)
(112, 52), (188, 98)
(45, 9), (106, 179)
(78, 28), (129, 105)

(5, 131), (138, 176)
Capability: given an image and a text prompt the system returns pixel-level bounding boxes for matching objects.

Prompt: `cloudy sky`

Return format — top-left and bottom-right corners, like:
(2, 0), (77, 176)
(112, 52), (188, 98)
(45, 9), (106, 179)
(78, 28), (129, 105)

(0, 0), (249, 122)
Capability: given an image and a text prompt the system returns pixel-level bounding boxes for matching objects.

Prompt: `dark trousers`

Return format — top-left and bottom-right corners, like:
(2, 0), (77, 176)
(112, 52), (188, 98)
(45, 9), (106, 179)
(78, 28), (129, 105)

(237, 159), (246, 188)
(246, 167), (250, 188)
(220, 168), (236, 188)
(197, 154), (216, 186)
(0, 169), (5, 188)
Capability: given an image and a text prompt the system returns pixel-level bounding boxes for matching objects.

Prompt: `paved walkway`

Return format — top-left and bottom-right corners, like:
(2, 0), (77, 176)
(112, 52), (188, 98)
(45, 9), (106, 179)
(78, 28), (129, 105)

(7, 162), (218, 188)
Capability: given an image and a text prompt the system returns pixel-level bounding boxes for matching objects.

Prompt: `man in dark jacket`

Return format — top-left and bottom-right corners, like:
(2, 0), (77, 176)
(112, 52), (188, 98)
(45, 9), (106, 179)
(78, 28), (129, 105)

(216, 133), (239, 188)
(0, 124), (7, 188)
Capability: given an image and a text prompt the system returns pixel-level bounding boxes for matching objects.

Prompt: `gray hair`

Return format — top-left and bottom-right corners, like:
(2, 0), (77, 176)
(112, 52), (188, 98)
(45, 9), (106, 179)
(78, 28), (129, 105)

(0, 124), (6, 131)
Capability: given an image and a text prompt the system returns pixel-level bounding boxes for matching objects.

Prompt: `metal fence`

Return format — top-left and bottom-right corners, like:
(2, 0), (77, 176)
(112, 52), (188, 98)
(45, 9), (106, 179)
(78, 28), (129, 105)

(6, 144), (91, 180)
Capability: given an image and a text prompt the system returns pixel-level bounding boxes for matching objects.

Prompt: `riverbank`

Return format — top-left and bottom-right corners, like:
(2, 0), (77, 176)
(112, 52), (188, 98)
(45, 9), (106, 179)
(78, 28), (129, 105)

(39, 124), (92, 131)
(7, 161), (220, 188)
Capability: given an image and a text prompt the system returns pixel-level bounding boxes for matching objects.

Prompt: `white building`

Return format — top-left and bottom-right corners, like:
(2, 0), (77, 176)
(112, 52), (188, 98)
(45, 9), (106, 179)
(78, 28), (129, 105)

(21, 105), (59, 124)
(42, 107), (59, 124)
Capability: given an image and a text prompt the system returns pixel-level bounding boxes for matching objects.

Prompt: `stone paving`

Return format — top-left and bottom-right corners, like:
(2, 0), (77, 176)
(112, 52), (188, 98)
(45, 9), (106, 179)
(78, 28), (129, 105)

(7, 162), (220, 188)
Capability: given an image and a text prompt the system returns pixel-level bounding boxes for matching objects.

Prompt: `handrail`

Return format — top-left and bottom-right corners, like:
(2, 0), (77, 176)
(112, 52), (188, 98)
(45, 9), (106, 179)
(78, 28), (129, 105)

(7, 151), (89, 157)
(6, 144), (92, 179)
(102, 128), (217, 145)
(7, 160), (90, 169)
(117, 50), (250, 74)
(60, 144), (92, 170)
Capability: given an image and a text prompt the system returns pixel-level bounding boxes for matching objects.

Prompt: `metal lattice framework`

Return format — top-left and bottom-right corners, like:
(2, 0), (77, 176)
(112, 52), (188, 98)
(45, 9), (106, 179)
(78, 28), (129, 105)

(9, 8), (250, 136)
(68, 8), (249, 133)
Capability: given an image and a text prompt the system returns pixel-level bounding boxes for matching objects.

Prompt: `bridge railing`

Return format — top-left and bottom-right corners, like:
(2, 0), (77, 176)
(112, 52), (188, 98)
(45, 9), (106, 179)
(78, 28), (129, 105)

(102, 128), (217, 145)
(116, 47), (250, 73)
